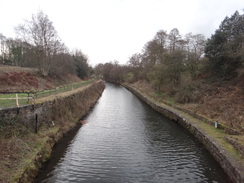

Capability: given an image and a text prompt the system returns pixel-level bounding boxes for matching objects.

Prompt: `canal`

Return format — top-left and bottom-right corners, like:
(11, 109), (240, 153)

(35, 83), (230, 183)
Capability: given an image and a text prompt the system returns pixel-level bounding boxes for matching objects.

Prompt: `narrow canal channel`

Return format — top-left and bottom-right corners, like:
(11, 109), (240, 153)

(35, 83), (230, 183)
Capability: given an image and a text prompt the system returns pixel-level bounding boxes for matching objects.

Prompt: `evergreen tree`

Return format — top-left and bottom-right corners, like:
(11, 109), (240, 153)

(73, 50), (91, 79)
(205, 11), (244, 79)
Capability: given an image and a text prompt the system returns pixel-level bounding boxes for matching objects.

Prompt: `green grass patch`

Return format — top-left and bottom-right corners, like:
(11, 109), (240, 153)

(0, 79), (94, 108)
(167, 97), (175, 105)
(133, 84), (242, 160)
(185, 114), (242, 159)
(0, 93), (31, 108)
(8, 126), (60, 183)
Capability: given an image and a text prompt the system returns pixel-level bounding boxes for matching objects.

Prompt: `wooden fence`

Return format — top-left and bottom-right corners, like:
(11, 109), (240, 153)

(0, 80), (94, 108)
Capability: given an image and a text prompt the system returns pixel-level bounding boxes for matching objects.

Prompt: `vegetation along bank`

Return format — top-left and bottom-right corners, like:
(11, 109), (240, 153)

(123, 83), (244, 183)
(0, 80), (105, 183)
(94, 10), (244, 182)
(1, 8), (244, 183)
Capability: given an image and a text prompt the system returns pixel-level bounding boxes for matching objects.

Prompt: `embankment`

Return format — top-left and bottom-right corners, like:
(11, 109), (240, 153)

(0, 80), (105, 183)
(123, 83), (244, 183)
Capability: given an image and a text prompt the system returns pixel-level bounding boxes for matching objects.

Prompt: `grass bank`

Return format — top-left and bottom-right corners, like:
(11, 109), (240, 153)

(0, 80), (105, 183)
(123, 82), (244, 183)
(0, 80), (94, 108)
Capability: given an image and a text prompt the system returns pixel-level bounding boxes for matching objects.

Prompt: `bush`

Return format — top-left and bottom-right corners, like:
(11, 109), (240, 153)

(175, 81), (204, 103)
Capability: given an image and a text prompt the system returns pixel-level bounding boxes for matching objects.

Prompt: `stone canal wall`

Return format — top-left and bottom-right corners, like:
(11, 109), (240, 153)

(0, 80), (105, 183)
(0, 80), (105, 133)
(123, 84), (244, 183)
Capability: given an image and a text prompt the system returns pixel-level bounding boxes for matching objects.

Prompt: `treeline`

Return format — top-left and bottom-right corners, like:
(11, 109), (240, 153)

(95, 28), (206, 87)
(95, 10), (244, 101)
(0, 11), (91, 79)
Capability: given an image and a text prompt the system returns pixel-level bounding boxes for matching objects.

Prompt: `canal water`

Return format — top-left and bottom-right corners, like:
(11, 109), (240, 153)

(35, 83), (230, 183)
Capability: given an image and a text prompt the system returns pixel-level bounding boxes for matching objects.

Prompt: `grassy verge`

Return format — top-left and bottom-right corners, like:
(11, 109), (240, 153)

(125, 82), (244, 182)
(126, 83), (244, 159)
(184, 112), (242, 159)
(0, 80), (94, 108)
(0, 80), (103, 182)
(34, 79), (93, 99)
(0, 93), (30, 108)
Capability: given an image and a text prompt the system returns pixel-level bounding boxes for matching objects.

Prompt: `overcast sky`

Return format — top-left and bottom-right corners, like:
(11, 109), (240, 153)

(0, 0), (243, 65)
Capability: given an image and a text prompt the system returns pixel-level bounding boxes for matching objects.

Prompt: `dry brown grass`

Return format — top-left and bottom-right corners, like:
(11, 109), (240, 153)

(0, 124), (35, 182)
(183, 85), (244, 131)
(130, 80), (154, 95)
(0, 65), (38, 74)
(0, 65), (81, 92)
(130, 79), (244, 132)
(0, 124), (59, 182)
(0, 81), (100, 182)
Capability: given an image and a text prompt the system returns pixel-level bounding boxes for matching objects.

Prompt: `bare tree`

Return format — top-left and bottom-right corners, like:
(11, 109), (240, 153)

(5, 38), (25, 66)
(142, 39), (161, 67)
(128, 53), (142, 68)
(51, 52), (76, 77)
(0, 33), (6, 64)
(15, 10), (62, 76)
(185, 33), (206, 78)
(168, 28), (182, 51)
(154, 30), (167, 49)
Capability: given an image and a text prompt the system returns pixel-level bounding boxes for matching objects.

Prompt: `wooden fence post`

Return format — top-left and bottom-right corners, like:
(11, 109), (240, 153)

(32, 94), (35, 105)
(16, 93), (19, 107)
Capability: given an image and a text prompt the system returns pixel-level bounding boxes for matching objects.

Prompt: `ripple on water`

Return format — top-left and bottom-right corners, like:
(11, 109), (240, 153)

(37, 84), (230, 183)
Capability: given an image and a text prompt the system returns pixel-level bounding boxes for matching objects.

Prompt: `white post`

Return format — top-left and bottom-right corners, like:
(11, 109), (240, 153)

(215, 121), (218, 128)
(16, 93), (19, 107)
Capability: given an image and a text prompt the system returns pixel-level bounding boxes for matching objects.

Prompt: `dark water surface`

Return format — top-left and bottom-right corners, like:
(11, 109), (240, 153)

(35, 83), (230, 183)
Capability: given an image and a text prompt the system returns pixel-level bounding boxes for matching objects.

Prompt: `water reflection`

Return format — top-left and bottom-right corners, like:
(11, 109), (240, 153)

(36, 83), (230, 183)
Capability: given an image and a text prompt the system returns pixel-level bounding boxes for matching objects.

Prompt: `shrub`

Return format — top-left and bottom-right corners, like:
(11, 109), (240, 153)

(175, 81), (204, 103)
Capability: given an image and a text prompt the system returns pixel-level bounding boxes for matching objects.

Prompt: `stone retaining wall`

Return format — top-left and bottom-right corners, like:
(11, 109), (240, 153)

(0, 81), (105, 133)
(5, 80), (105, 182)
(123, 84), (244, 183)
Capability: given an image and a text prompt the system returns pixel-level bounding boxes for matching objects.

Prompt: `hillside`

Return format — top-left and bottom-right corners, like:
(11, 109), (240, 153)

(0, 65), (81, 92)
(129, 76), (244, 133)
